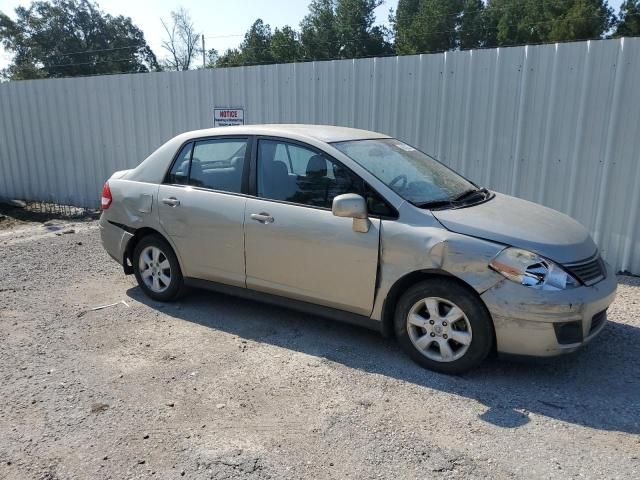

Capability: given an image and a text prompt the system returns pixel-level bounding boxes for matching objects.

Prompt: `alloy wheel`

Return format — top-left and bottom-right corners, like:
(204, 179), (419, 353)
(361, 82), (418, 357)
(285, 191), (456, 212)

(139, 246), (172, 293)
(406, 296), (473, 363)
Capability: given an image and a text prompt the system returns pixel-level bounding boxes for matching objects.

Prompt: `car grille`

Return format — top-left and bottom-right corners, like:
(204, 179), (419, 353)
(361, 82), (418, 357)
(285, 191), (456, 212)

(564, 255), (605, 285)
(589, 310), (607, 335)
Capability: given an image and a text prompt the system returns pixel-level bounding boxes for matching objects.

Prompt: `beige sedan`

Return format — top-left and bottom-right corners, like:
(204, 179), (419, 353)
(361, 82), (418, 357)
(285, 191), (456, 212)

(100, 124), (616, 373)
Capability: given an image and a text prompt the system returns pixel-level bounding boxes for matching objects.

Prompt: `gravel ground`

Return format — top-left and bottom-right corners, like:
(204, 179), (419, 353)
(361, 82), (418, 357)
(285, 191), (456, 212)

(0, 220), (639, 479)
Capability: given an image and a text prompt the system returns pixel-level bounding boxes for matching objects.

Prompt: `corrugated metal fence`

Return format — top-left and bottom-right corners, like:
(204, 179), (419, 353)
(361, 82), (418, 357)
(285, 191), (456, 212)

(1, 38), (639, 273)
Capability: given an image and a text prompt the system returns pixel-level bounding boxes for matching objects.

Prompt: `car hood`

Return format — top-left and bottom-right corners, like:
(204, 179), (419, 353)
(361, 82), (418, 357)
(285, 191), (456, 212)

(431, 192), (597, 264)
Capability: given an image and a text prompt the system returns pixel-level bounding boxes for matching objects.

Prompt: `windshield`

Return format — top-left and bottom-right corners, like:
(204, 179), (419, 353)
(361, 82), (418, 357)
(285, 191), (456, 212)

(332, 138), (477, 207)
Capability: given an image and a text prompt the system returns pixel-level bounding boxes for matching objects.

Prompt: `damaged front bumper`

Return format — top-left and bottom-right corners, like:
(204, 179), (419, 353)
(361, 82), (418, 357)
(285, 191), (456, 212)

(481, 261), (617, 357)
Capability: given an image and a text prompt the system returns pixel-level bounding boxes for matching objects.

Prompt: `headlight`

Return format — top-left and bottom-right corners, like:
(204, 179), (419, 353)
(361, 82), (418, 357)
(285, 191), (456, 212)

(489, 248), (578, 290)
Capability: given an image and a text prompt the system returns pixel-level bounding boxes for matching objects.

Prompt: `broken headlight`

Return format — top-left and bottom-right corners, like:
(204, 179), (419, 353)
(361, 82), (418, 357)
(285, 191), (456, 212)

(489, 248), (578, 291)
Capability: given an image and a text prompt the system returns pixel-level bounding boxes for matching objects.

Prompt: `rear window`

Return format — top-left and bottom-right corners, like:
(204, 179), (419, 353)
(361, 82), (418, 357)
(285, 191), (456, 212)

(165, 138), (248, 194)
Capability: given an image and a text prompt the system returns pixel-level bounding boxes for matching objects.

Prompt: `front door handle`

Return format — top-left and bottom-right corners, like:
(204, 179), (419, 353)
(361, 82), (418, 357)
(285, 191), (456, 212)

(250, 212), (274, 224)
(162, 197), (180, 207)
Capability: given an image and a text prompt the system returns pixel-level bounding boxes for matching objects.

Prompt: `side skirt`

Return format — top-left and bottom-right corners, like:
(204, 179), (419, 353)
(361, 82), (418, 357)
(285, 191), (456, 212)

(184, 277), (383, 334)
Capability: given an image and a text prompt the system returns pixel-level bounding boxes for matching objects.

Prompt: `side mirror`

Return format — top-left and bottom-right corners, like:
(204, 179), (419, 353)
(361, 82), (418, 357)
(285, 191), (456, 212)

(332, 193), (370, 233)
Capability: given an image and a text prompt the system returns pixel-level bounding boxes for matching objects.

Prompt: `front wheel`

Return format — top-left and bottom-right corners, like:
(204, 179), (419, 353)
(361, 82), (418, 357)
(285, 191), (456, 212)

(133, 234), (185, 301)
(394, 279), (493, 374)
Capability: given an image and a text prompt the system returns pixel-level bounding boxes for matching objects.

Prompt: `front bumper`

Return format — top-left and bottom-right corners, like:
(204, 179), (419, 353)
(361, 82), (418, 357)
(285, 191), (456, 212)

(481, 261), (617, 357)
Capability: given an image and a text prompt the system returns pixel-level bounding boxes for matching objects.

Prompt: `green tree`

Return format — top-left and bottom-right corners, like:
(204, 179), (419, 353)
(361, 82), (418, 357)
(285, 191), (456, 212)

(214, 0), (391, 67)
(392, 0), (462, 54)
(216, 48), (244, 67)
(484, 0), (615, 47)
(204, 48), (219, 68)
(335, 0), (391, 57)
(238, 18), (273, 65)
(300, 0), (340, 59)
(458, 0), (486, 49)
(270, 25), (303, 62)
(391, 0), (420, 54)
(547, 0), (615, 42)
(300, 0), (390, 59)
(0, 0), (158, 79)
(483, 0), (545, 46)
(215, 19), (274, 67)
(613, 0), (640, 36)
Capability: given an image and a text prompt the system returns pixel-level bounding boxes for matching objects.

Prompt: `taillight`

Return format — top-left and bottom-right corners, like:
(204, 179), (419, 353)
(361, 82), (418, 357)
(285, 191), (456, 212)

(101, 182), (112, 210)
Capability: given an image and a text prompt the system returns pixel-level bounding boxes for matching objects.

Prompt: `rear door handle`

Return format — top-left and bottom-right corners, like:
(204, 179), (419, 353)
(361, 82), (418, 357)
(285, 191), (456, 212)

(162, 197), (180, 207)
(250, 212), (274, 224)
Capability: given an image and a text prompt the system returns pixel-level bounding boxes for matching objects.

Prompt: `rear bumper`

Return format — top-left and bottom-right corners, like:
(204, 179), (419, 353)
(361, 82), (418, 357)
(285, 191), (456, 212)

(481, 261), (617, 357)
(99, 215), (133, 266)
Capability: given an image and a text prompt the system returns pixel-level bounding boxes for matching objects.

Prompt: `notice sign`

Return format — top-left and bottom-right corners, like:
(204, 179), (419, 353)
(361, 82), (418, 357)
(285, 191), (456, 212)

(214, 108), (244, 127)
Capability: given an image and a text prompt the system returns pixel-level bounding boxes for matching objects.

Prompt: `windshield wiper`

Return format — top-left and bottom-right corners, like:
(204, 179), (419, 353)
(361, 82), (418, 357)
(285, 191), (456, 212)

(415, 188), (490, 210)
(452, 187), (488, 203)
(414, 199), (454, 210)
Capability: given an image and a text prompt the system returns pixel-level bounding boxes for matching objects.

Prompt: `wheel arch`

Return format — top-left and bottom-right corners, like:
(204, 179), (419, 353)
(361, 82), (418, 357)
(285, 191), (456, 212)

(123, 227), (182, 275)
(380, 270), (496, 349)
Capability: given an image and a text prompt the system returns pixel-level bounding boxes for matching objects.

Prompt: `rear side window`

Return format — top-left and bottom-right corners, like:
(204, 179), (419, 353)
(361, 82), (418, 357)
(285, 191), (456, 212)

(166, 143), (193, 184)
(188, 139), (247, 193)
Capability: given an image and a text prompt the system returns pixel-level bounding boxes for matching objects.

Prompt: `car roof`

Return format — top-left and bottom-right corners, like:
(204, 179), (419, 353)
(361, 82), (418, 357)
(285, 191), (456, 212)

(179, 124), (391, 143)
(126, 124), (393, 186)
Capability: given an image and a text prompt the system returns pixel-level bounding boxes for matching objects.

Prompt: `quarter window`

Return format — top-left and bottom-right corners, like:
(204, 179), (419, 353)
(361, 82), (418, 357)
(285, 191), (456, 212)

(187, 138), (247, 193)
(166, 143), (193, 185)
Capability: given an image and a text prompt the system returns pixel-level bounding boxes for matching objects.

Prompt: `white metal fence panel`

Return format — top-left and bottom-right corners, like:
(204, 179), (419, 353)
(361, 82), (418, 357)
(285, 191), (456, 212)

(1, 38), (639, 273)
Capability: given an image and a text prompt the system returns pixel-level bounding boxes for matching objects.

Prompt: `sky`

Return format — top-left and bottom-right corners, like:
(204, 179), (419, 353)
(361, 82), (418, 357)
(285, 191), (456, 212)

(0, 0), (395, 68)
(0, 0), (627, 70)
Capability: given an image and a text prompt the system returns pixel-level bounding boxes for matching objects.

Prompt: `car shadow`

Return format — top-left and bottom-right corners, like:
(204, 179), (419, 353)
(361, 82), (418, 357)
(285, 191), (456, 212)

(126, 285), (640, 434)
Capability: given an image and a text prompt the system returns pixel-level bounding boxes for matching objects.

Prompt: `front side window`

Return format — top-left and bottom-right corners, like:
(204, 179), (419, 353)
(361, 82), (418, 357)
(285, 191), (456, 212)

(187, 138), (247, 193)
(332, 138), (478, 207)
(286, 143), (321, 176)
(257, 139), (363, 209)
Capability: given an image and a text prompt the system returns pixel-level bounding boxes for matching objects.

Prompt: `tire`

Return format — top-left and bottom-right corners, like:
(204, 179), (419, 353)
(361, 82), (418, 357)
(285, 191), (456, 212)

(394, 278), (493, 374)
(133, 234), (185, 302)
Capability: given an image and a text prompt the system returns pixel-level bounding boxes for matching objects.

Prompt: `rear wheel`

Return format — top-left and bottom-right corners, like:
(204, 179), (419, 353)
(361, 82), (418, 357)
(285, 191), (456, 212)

(133, 234), (184, 301)
(394, 279), (493, 374)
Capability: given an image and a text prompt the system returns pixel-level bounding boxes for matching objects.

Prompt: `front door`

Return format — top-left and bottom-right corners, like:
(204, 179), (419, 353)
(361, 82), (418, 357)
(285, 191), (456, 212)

(158, 137), (249, 287)
(243, 138), (380, 316)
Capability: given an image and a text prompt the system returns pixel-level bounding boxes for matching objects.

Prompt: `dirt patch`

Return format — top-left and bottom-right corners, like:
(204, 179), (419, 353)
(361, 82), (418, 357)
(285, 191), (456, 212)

(0, 201), (98, 231)
(0, 224), (638, 479)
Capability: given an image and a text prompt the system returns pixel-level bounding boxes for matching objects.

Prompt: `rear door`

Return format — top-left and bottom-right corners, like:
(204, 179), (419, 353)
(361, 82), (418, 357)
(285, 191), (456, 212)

(243, 137), (381, 316)
(158, 136), (250, 287)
